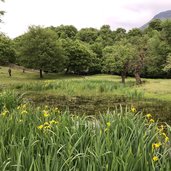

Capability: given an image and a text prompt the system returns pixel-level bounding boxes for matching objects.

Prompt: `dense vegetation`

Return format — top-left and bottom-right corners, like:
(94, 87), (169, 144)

(0, 99), (171, 170)
(1, 19), (171, 83)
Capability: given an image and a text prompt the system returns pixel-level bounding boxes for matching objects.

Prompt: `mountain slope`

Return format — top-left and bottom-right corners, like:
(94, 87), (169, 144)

(141, 10), (171, 29)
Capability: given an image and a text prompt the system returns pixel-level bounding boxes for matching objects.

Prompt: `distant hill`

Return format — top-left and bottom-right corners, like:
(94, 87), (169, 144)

(141, 10), (171, 29)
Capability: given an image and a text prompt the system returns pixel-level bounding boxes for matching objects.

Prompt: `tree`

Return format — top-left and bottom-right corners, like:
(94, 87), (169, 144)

(148, 19), (162, 31)
(127, 29), (148, 84)
(15, 26), (66, 78)
(144, 30), (170, 78)
(61, 40), (96, 74)
(50, 25), (78, 39)
(163, 53), (171, 72)
(98, 25), (114, 46)
(114, 28), (127, 42)
(0, 33), (16, 65)
(103, 40), (136, 83)
(76, 28), (98, 44)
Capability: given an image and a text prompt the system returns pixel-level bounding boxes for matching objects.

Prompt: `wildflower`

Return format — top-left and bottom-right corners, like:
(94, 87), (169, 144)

(44, 122), (49, 126)
(107, 122), (111, 127)
(37, 125), (44, 130)
(49, 120), (58, 125)
(43, 110), (49, 117)
(165, 136), (169, 143)
(146, 114), (152, 119)
(1, 110), (8, 116)
(131, 107), (136, 113)
(149, 119), (155, 123)
(22, 104), (27, 109)
(162, 132), (167, 137)
(160, 125), (164, 131)
(44, 125), (51, 129)
(157, 125), (164, 132)
(153, 156), (159, 162)
(152, 142), (161, 150)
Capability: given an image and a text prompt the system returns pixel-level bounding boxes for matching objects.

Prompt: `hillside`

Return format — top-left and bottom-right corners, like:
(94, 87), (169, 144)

(141, 10), (171, 29)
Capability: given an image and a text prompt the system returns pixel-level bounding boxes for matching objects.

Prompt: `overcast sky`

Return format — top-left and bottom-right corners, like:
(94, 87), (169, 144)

(0, 0), (171, 38)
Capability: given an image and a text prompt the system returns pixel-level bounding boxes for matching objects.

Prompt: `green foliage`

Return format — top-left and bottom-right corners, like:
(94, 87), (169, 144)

(15, 26), (66, 77)
(50, 25), (78, 39)
(76, 27), (98, 44)
(63, 40), (96, 74)
(0, 34), (16, 65)
(0, 90), (21, 111)
(0, 106), (170, 170)
(164, 53), (171, 72)
(103, 40), (136, 83)
(148, 19), (162, 31)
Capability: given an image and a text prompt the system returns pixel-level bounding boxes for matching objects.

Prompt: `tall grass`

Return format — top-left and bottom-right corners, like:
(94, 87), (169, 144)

(0, 90), (21, 111)
(0, 105), (170, 170)
(12, 80), (141, 98)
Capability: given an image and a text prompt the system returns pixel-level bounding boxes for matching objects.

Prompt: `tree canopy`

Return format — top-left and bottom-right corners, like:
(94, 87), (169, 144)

(14, 26), (66, 78)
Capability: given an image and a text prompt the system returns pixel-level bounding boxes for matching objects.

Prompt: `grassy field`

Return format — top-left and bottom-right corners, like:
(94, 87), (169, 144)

(1, 66), (171, 100)
(1, 66), (171, 120)
(0, 66), (171, 170)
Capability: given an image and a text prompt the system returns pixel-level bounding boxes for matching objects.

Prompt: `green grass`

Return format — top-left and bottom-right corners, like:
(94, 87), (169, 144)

(1, 66), (171, 101)
(0, 104), (171, 170)
(1, 66), (171, 122)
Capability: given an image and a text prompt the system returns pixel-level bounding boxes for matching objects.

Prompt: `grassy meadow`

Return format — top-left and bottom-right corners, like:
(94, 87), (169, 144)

(0, 66), (171, 170)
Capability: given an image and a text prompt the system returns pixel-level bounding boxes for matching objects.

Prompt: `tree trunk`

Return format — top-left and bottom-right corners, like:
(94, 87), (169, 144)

(121, 73), (126, 84)
(134, 72), (142, 84)
(40, 69), (43, 78)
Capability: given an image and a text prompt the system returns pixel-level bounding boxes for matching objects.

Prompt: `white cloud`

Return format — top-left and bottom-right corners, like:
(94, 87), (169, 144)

(0, 0), (171, 38)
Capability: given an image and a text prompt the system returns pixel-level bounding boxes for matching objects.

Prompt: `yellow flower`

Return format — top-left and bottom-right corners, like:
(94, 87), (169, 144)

(43, 110), (49, 117)
(165, 136), (169, 143)
(49, 120), (58, 125)
(131, 107), (136, 113)
(22, 104), (27, 109)
(162, 132), (167, 137)
(146, 114), (152, 119)
(152, 142), (161, 150)
(153, 156), (159, 162)
(149, 119), (155, 123)
(21, 110), (28, 114)
(44, 125), (51, 129)
(107, 122), (111, 127)
(1, 110), (8, 116)
(37, 125), (44, 130)
(44, 122), (49, 126)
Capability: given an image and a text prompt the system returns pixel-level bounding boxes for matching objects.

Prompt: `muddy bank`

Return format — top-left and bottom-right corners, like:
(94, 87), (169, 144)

(25, 94), (171, 124)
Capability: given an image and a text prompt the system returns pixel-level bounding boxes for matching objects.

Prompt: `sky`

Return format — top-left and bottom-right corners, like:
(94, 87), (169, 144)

(0, 0), (171, 38)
